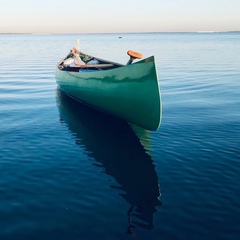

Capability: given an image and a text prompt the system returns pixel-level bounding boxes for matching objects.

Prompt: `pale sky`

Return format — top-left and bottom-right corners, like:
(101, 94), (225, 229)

(0, 0), (239, 33)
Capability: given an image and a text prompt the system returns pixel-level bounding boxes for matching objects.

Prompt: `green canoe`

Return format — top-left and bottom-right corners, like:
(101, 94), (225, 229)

(55, 48), (162, 131)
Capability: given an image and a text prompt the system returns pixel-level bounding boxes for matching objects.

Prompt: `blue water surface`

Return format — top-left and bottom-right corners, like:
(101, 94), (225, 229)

(0, 32), (240, 240)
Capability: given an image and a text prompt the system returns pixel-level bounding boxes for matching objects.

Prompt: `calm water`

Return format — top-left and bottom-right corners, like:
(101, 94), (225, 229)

(0, 33), (240, 240)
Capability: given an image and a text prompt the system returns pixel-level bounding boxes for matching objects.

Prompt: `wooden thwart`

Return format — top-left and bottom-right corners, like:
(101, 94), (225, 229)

(75, 63), (115, 69)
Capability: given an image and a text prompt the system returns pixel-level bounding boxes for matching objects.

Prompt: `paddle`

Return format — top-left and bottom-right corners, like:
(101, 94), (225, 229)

(126, 50), (143, 65)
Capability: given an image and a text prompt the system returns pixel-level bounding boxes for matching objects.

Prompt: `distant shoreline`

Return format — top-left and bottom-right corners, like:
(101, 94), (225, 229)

(0, 31), (239, 35)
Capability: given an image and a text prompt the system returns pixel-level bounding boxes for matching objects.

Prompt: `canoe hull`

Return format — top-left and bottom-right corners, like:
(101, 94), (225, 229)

(55, 56), (162, 131)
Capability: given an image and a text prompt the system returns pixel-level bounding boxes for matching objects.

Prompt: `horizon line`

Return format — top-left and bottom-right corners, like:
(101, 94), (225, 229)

(0, 30), (240, 35)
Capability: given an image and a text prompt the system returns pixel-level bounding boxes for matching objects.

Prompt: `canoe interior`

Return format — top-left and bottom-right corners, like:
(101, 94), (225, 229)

(58, 50), (124, 72)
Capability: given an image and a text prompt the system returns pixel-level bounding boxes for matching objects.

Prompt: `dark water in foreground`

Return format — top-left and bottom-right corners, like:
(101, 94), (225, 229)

(0, 33), (240, 239)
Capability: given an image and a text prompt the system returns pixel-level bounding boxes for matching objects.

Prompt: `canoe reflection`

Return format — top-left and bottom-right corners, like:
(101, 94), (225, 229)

(56, 88), (162, 233)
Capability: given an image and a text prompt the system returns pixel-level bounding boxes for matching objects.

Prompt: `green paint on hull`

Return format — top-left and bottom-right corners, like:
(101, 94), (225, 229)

(55, 56), (162, 131)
